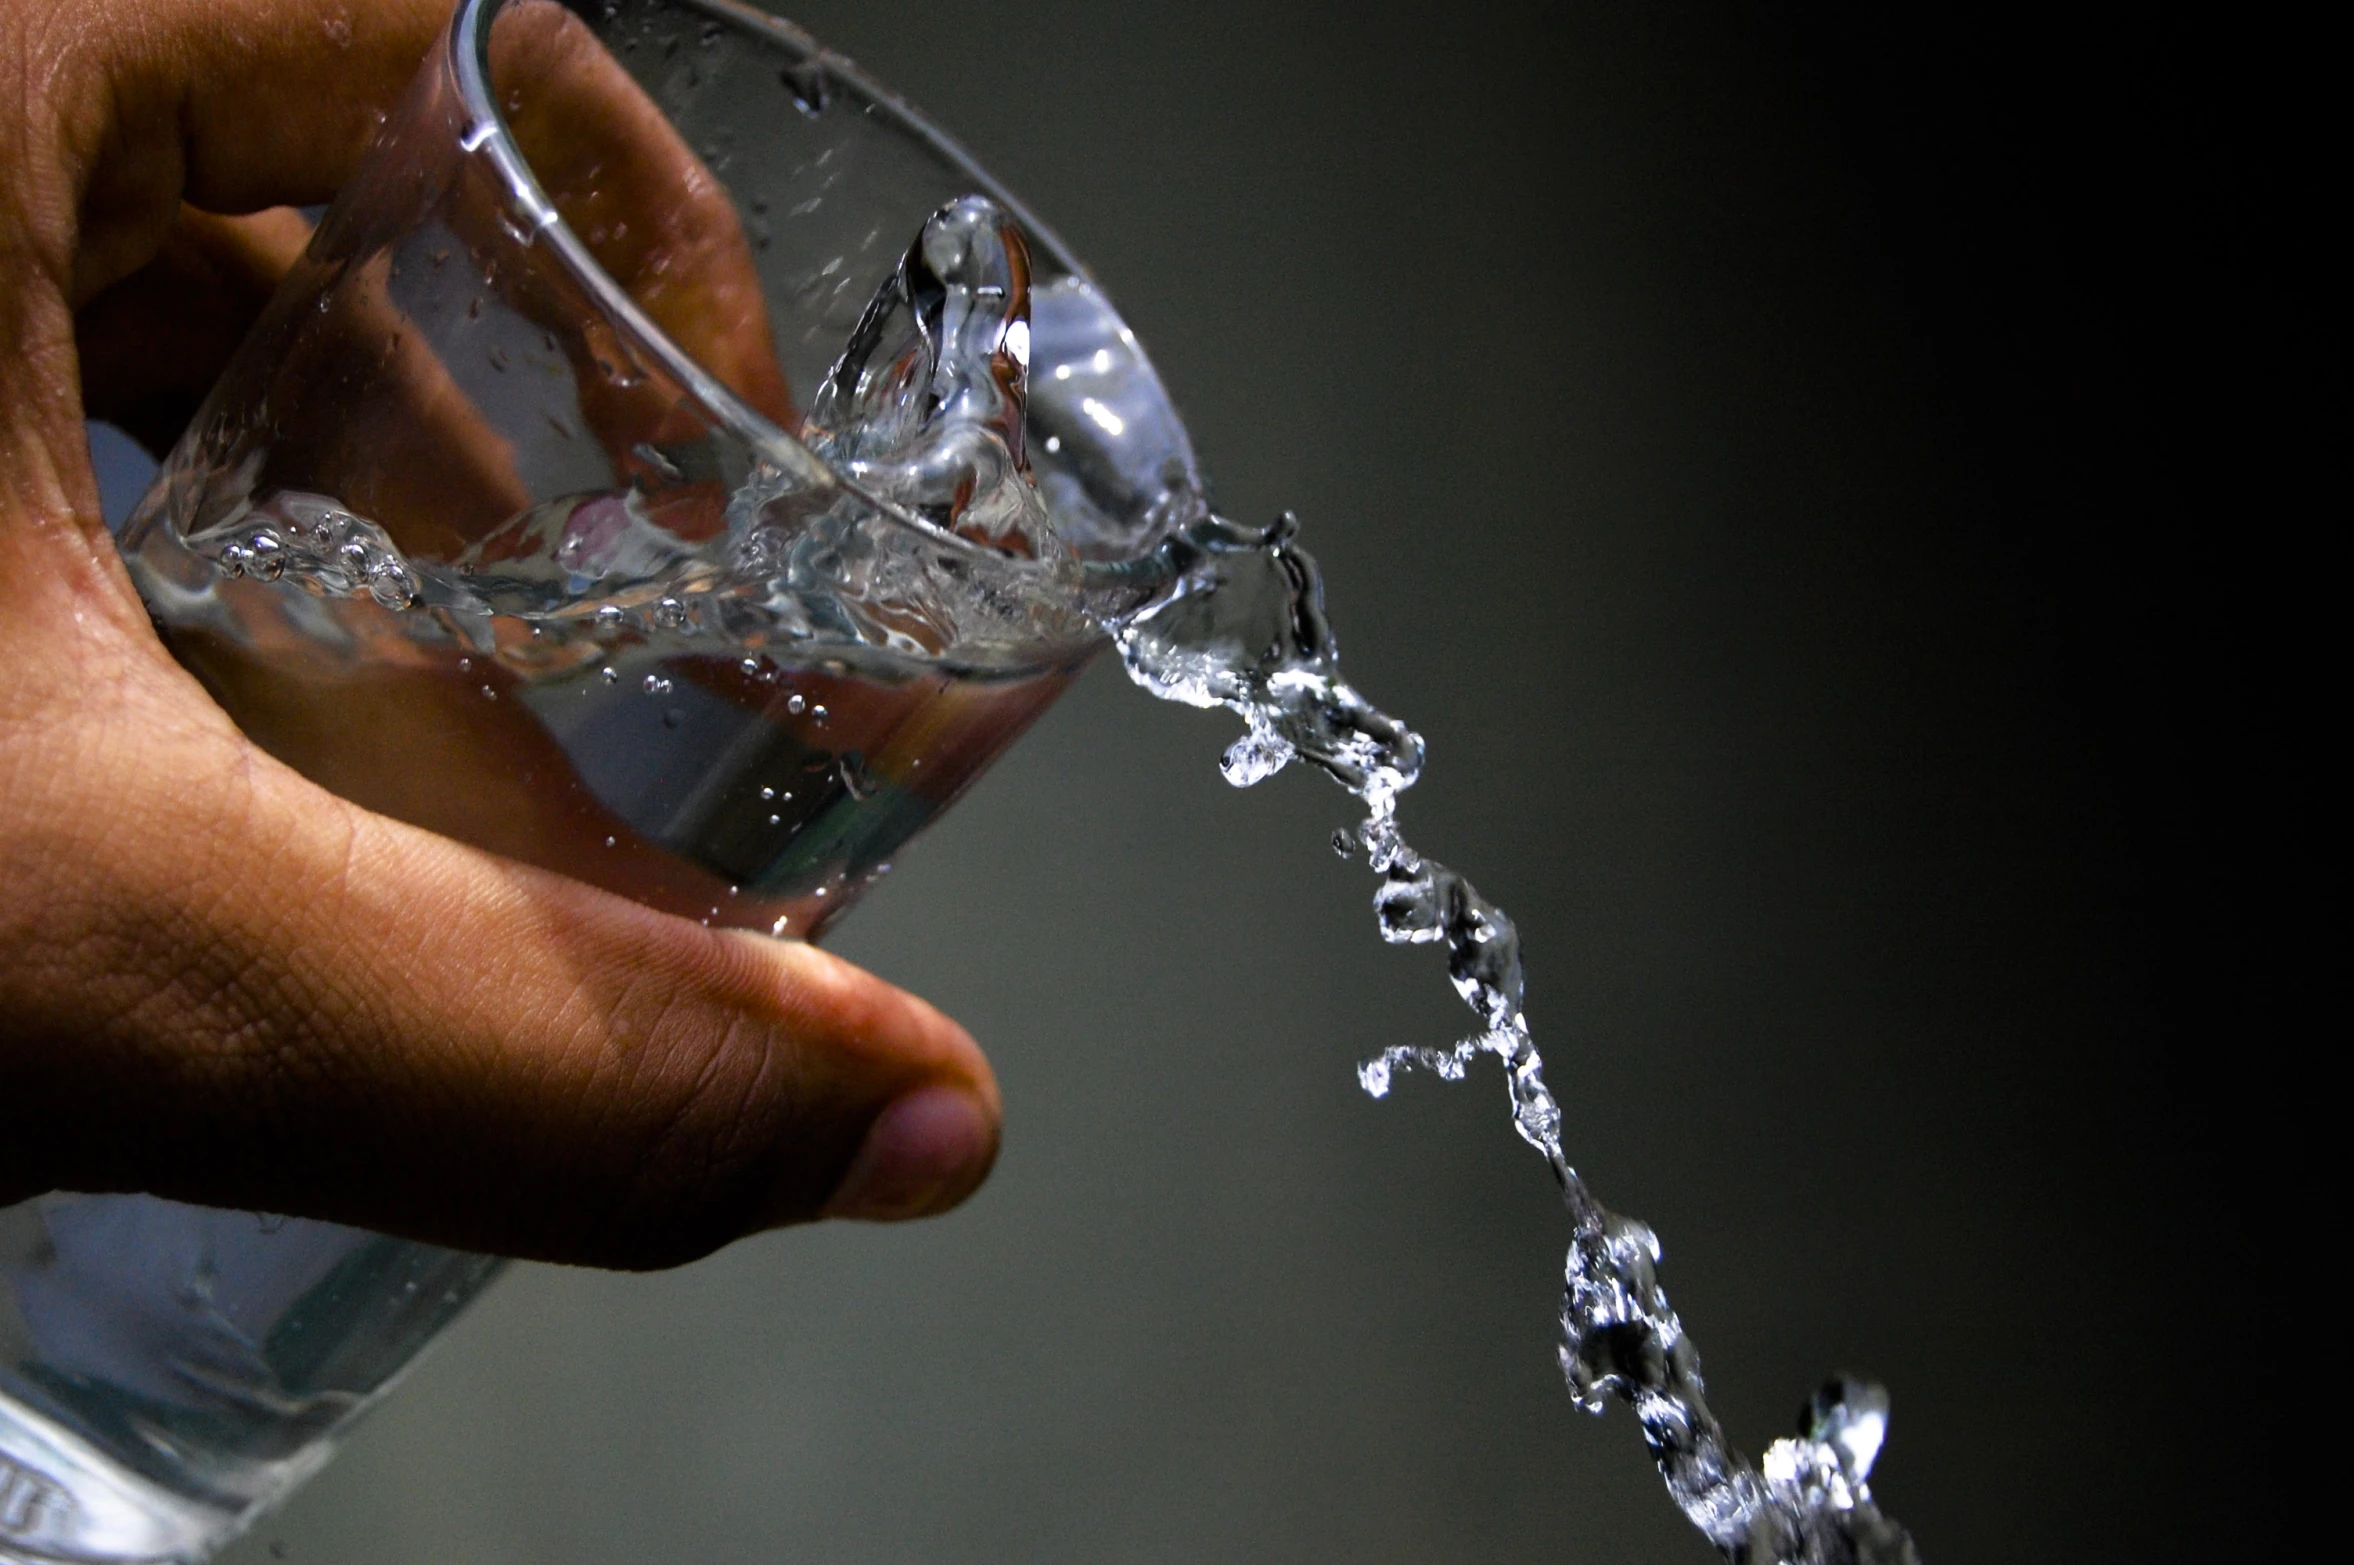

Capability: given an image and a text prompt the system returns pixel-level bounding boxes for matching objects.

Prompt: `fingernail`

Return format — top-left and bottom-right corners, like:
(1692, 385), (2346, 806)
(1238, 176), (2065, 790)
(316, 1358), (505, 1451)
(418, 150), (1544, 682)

(822, 1085), (996, 1221)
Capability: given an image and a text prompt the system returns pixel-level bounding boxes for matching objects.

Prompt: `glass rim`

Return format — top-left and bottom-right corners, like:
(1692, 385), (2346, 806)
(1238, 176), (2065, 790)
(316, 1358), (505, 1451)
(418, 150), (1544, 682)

(447, 0), (1115, 575)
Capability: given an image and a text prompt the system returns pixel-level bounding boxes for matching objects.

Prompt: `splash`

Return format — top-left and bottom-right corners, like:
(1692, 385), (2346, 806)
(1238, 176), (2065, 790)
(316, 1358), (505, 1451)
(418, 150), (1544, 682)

(1113, 513), (1921, 1564)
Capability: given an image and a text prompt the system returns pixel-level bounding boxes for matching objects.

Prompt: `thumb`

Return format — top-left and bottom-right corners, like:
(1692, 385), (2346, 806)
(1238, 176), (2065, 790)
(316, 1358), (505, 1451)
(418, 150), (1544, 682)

(0, 535), (1000, 1269)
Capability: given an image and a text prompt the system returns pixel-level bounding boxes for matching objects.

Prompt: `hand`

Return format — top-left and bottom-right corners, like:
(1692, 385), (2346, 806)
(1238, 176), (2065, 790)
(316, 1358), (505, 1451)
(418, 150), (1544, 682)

(0, 0), (1002, 1268)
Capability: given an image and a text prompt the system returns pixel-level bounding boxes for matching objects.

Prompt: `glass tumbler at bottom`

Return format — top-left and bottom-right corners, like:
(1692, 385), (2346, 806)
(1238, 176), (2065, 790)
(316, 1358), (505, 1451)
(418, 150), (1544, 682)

(1, 0), (1202, 1557)
(1, 1207), (501, 1563)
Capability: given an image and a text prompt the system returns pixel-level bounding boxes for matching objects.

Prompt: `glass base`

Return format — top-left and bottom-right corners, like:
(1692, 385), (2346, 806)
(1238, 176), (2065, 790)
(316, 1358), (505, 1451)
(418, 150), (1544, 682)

(0, 1394), (249, 1564)
(3, 1196), (505, 1565)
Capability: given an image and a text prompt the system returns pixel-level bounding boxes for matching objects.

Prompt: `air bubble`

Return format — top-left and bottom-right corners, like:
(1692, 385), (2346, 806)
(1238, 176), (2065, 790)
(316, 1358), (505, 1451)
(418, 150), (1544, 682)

(642, 674), (672, 696)
(785, 694), (807, 715)
(760, 786), (776, 801)
(600, 665), (619, 683)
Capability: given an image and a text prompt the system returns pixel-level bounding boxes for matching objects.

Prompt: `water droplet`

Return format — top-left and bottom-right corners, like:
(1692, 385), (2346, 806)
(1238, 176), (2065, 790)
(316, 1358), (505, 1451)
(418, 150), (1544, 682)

(599, 665), (619, 683)
(1333, 828), (1357, 859)
(780, 60), (829, 116)
(481, 685), (498, 701)
(604, 835), (617, 848)
(596, 605), (624, 629)
(653, 596), (688, 629)
(759, 785), (776, 801)
(768, 814), (782, 826)
(741, 657), (761, 676)
(785, 693), (807, 715)
(457, 657), (473, 673)
(642, 674), (672, 695)
(810, 704), (829, 725)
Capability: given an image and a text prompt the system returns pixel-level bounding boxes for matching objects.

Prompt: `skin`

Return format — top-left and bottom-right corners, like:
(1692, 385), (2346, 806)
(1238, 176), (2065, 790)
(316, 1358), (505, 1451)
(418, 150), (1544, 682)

(0, 0), (1003, 1269)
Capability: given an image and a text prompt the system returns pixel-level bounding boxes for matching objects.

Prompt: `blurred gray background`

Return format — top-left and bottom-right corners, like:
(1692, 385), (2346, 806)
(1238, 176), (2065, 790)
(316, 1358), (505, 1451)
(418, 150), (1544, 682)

(89, 1), (2238, 1559)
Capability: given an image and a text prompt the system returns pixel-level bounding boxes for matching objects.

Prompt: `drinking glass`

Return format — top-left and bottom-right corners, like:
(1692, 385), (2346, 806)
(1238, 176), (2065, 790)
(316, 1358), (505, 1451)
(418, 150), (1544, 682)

(1, 1), (1198, 1559)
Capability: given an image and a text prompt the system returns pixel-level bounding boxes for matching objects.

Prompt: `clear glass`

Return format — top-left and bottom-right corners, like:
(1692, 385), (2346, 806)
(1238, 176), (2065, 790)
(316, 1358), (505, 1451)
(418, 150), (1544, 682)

(1, 1), (1198, 1559)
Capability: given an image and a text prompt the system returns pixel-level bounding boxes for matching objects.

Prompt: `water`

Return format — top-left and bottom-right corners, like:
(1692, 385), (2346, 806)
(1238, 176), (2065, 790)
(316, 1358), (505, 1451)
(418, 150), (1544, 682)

(11, 185), (1922, 1560)
(1112, 514), (1924, 1562)
(124, 197), (1115, 944)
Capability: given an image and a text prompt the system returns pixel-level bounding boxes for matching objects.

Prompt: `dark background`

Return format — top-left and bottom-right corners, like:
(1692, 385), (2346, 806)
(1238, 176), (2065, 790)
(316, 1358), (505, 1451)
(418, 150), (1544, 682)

(101, 0), (2280, 1558)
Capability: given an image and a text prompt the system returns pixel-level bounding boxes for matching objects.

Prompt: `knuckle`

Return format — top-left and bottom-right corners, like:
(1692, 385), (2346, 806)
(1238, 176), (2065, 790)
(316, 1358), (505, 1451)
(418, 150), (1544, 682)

(570, 983), (801, 1268)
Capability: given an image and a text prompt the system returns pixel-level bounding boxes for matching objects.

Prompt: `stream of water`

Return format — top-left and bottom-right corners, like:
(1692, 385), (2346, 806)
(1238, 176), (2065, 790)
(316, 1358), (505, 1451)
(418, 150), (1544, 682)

(1113, 509), (1923, 1564)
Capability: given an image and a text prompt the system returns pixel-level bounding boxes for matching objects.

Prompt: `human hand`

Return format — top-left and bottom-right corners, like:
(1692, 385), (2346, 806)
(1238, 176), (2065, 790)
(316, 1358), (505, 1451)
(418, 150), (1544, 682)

(0, 0), (1002, 1268)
